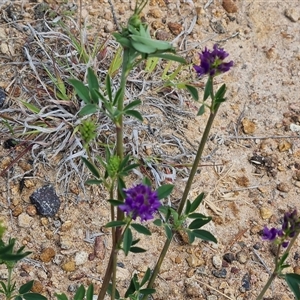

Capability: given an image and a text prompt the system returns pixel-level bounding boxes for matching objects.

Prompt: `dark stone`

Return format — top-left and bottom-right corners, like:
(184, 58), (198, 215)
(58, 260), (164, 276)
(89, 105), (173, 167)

(117, 262), (125, 268)
(30, 185), (60, 216)
(231, 267), (240, 274)
(241, 273), (251, 291)
(253, 242), (261, 250)
(0, 87), (6, 108)
(212, 268), (227, 278)
(3, 139), (18, 149)
(223, 252), (235, 263)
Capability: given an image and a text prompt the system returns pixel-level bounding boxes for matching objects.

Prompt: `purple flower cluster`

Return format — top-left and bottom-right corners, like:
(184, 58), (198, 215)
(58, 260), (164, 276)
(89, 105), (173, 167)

(194, 44), (233, 78)
(119, 184), (161, 222)
(262, 210), (300, 248)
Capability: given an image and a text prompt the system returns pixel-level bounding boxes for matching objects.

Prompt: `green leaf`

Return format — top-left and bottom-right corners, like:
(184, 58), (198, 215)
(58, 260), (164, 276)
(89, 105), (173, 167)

(139, 288), (156, 295)
(140, 268), (151, 287)
(105, 74), (113, 102)
(132, 239), (141, 247)
(74, 284), (85, 300)
(19, 280), (34, 294)
(131, 223), (151, 235)
(197, 104), (205, 116)
(0, 252), (31, 261)
(285, 273), (300, 299)
(164, 224), (173, 240)
(148, 53), (186, 64)
(190, 192), (205, 213)
(85, 179), (102, 185)
(124, 99), (142, 111)
(23, 293), (47, 300)
(153, 219), (162, 226)
(156, 184), (174, 200)
(21, 101), (40, 114)
(187, 230), (195, 244)
(121, 163), (140, 174)
(78, 104), (98, 116)
(192, 229), (217, 243)
(87, 68), (99, 93)
(279, 251), (289, 266)
(117, 177), (126, 199)
(0, 281), (7, 293)
(215, 83), (226, 100)
(188, 213), (207, 219)
(86, 284), (94, 300)
(69, 79), (91, 104)
(142, 177), (152, 186)
(107, 284), (120, 299)
(203, 76), (213, 101)
(54, 293), (68, 300)
(129, 246), (147, 253)
(107, 200), (124, 206)
(124, 275), (138, 298)
(113, 87), (123, 106)
(185, 200), (192, 215)
(123, 228), (133, 256)
(124, 110), (143, 122)
(188, 216), (212, 229)
(14, 296), (22, 300)
(105, 220), (126, 228)
(186, 85), (199, 101)
(81, 157), (100, 179)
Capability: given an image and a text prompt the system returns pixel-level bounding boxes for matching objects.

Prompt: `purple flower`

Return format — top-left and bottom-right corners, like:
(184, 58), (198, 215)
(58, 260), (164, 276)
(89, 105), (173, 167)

(119, 184), (161, 221)
(262, 226), (278, 241)
(194, 44), (233, 78)
(282, 241), (289, 248)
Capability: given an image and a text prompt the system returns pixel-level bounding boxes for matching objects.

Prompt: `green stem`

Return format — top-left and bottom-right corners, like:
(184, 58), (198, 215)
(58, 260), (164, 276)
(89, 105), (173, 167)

(111, 248), (117, 300)
(256, 242), (281, 300)
(143, 105), (220, 299)
(256, 231), (300, 300)
(256, 271), (277, 300)
(97, 49), (130, 300)
(177, 108), (219, 215)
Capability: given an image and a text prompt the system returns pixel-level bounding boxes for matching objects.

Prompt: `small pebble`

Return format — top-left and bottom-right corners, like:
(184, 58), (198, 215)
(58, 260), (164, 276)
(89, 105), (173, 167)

(223, 253), (235, 263)
(222, 0), (238, 13)
(207, 295), (218, 300)
(293, 266), (300, 274)
(62, 260), (76, 272)
(30, 185), (60, 216)
(212, 255), (222, 269)
(18, 213), (33, 228)
(241, 273), (251, 291)
(253, 242), (261, 250)
(231, 267), (240, 274)
(40, 247), (55, 263)
(212, 268), (227, 278)
(276, 182), (290, 193)
(260, 207), (272, 219)
(31, 280), (43, 293)
(284, 8), (300, 22)
(236, 250), (248, 264)
(75, 251), (88, 266)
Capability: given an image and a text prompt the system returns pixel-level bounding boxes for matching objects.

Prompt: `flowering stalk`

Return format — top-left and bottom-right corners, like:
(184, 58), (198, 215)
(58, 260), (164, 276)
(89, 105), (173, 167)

(143, 44), (233, 297)
(256, 210), (300, 299)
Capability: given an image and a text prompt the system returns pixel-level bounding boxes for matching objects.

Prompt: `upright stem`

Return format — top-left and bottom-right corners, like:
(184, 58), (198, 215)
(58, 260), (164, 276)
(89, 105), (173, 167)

(97, 49), (130, 300)
(256, 232), (300, 300)
(256, 272), (277, 300)
(177, 109), (219, 215)
(143, 108), (220, 299)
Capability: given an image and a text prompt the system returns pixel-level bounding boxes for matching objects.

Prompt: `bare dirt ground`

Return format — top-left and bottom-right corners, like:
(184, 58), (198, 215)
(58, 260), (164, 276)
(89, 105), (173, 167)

(0, 0), (300, 299)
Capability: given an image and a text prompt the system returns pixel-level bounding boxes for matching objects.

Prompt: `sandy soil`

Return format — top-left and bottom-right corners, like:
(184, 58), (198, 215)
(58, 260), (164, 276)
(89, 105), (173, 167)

(0, 0), (300, 299)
